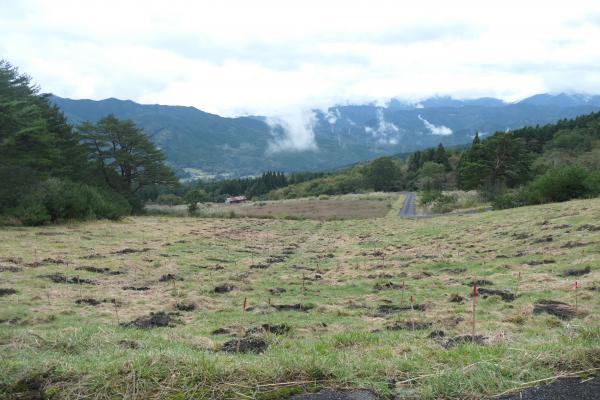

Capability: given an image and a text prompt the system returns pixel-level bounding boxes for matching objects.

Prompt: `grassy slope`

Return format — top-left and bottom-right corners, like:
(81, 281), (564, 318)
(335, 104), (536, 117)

(0, 198), (599, 399)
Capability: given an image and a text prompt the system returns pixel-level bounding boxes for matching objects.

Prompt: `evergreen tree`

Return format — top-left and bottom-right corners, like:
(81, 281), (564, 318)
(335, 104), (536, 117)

(78, 114), (178, 209)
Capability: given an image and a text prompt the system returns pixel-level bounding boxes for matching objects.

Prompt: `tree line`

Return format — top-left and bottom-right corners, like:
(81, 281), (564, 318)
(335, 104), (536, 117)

(0, 61), (177, 225)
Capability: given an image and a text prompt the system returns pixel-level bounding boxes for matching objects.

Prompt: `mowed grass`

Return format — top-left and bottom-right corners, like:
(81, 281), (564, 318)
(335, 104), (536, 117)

(0, 197), (599, 399)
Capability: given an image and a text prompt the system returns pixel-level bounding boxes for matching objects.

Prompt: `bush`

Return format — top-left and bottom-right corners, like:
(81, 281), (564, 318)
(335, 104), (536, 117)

(584, 171), (600, 197)
(526, 166), (589, 204)
(13, 178), (130, 225)
(419, 190), (458, 213)
(492, 189), (528, 210)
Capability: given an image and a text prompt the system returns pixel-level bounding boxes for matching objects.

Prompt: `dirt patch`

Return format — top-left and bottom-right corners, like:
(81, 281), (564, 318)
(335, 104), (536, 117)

(249, 263), (270, 269)
(76, 266), (123, 275)
(561, 266), (591, 277)
(0, 288), (17, 296)
(271, 303), (314, 312)
(428, 330), (445, 339)
(498, 376), (600, 400)
(247, 323), (291, 335)
(440, 268), (466, 274)
(561, 241), (588, 249)
(443, 335), (486, 349)
(122, 311), (181, 329)
(475, 288), (516, 302)
(467, 279), (493, 286)
(577, 224), (600, 232)
(42, 257), (66, 264)
(122, 286), (150, 291)
(376, 304), (425, 315)
(0, 265), (22, 272)
(214, 284), (235, 293)
(113, 247), (152, 255)
(212, 327), (231, 335)
(175, 302), (196, 312)
(221, 336), (267, 354)
(528, 259), (556, 266)
(385, 321), (431, 331)
(75, 298), (106, 306)
(159, 273), (183, 282)
(289, 390), (380, 400)
(533, 300), (576, 320)
(449, 294), (465, 303)
(42, 273), (95, 285)
(374, 281), (404, 290)
(267, 255), (287, 264)
(269, 287), (286, 295)
(533, 235), (554, 243)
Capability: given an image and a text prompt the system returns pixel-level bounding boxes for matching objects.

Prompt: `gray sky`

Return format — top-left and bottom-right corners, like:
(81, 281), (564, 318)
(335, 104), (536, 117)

(2, 0), (600, 117)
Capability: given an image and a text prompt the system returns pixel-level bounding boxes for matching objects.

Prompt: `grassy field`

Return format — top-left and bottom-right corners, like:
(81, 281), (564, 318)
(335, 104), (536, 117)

(0, 196), (599, 399)
(147, 193), (400, 220)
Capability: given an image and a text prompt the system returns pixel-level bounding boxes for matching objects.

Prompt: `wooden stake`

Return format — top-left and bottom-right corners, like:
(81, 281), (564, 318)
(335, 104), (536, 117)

(111, 299), (120, 325)
(472, 282), (477, 338)
(409, 295), (415, 331)
(237, 296), (247, 353)
(401, 280), (405, 305)
(515, 272), (521, 298)
(77, 275), (82, 299)
(573, 281), (579, 315)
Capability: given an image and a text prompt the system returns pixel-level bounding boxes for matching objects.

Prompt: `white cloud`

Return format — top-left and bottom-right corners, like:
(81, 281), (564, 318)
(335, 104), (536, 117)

(266, 111), (318, 152)
(365, 109), (401, 144)
(1, 0), (599, 117)
(418, 115), (453, 136)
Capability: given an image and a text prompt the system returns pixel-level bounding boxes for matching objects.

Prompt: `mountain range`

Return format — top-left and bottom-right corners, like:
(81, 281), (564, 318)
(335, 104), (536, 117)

(50, 93), (600, 179)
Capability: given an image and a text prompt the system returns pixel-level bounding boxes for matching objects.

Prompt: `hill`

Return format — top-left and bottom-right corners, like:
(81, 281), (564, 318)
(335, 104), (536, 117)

(50, 94), (600, 178)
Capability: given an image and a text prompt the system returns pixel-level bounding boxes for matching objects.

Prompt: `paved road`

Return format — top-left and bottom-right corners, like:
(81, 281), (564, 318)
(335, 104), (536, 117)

(399, 192), (417, 218)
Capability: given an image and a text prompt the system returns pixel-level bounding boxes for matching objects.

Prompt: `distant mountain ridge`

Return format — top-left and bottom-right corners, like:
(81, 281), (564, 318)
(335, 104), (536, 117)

(50, 93), (600, 178)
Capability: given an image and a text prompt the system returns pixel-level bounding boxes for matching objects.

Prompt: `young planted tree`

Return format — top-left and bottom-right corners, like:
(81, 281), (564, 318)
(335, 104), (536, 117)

(79, 115), (178, 210)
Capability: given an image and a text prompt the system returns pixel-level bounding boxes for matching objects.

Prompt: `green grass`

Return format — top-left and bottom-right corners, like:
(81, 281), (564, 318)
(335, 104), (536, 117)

(0, 197), (599, 399)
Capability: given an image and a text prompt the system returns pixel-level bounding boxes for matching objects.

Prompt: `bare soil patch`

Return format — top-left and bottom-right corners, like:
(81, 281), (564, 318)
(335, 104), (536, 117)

(533, 300), (576, 320)
(443, 335), (486, 348)
(122, 312), (181, 329)
(0, 288), (17, 296)
(221, 336), (267, 354)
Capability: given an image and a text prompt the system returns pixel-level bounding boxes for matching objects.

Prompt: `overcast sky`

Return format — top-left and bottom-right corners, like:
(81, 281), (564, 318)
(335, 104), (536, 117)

(2, 0), (600, 117)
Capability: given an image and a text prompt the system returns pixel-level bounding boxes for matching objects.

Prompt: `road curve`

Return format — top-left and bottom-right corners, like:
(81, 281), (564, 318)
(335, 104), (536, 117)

(399, 192), (417, 218)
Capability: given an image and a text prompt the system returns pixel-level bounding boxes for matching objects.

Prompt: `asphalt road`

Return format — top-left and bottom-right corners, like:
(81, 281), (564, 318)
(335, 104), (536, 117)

(399, 191), (417, 218)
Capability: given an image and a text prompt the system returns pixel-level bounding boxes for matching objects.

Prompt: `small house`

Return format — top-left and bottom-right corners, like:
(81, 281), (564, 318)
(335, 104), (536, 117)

(225, 195), (247, 205)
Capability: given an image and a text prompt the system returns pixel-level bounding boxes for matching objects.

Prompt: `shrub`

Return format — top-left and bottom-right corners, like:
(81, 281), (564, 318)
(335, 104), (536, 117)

(13, 178), (130, 225)
(584, 171), (600, 197)
(526, 166), (589, 204)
